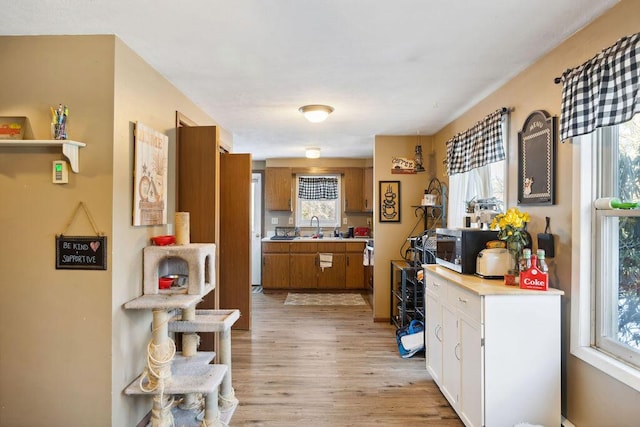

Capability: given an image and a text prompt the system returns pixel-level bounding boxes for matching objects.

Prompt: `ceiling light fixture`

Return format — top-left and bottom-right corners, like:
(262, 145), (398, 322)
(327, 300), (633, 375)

(299, 104), (334, 123)
(305, 147), (321, 159)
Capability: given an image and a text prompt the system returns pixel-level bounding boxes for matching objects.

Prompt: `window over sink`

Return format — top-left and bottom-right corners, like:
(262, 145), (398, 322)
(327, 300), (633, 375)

(295, 174), (341, 229)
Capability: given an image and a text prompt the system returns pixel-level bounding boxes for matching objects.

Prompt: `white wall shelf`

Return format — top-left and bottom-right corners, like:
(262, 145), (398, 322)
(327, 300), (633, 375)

(0, 140), (86, 173)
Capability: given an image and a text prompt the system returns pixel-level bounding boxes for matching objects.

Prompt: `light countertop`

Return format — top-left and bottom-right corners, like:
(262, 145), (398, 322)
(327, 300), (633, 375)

(262, 236), (370, 242)
(423, 264), (564, 296)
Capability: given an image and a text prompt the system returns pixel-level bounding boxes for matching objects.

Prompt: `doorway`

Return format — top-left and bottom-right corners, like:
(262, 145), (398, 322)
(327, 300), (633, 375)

(251, 173), (263, 286)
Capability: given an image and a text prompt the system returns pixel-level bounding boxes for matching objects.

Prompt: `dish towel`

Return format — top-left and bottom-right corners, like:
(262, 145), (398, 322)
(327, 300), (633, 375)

(319, 253), (333, 271)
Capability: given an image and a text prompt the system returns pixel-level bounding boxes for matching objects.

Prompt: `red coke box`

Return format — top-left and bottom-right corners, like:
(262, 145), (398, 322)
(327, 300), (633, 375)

(519, 265), (548, 291)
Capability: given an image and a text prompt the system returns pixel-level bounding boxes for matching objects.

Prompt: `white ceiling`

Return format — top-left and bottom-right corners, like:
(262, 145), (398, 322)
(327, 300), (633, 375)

(2, 1), (618, 160)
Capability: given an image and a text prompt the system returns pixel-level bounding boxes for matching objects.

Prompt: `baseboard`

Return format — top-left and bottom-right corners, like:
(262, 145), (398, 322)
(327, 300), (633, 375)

(562, 416), (576, 427)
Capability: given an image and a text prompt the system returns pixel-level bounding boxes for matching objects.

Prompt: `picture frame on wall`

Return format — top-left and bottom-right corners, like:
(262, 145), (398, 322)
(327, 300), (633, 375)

(379, 180), (401, 222)
(133, 122), (169, 226)
(517, 110), (556, 205)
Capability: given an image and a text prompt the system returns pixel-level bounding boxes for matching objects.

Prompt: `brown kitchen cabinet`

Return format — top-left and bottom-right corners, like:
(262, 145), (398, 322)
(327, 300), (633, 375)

(318, 242), (346, 289)
(289, 242), (318, 289)
(363, 167), (373, 212)
(263, 240), (367, 290)
(345, 242), (366, 289)
(343, 167), (364, 212)
(265, 167), (292, 211)
(262, 242), (290, 289)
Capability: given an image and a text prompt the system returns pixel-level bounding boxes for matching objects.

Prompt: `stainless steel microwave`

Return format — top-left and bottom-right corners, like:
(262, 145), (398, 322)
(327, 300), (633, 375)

(435, 228), (498, 274)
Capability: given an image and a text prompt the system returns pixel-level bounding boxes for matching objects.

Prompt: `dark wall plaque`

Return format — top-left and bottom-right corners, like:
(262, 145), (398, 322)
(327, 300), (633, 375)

(56, 236), (107, 270)
(518, 110), (556, 205)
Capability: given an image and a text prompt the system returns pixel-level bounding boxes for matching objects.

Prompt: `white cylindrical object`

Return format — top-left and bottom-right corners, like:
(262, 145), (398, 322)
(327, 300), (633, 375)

(182, 333), (199, 357)
(175, 212), (190, 245)
(594, 197), (620, 209)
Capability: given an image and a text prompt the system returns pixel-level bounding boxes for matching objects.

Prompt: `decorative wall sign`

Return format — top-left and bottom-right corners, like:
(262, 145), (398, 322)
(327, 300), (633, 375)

(518, 110), (556, 205)
(56, 202), (107, 270)
(379, 181), (401, 222)
(56, 236), (107, 270)
(133, 122), (168, 226)
(391, 157), (416, 174)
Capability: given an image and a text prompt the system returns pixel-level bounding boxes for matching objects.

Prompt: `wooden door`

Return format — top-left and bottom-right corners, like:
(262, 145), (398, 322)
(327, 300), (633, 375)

(345, 252), (364, 289)
(343, 168), (364, 212)
(262, 253), (290, 289)
(177, 125), (220, 351)
(363, 167), (373, 212)
(220, 152), (252, 329)
(318, 253), (346, 289)
(265, 167), (292, 211)
(289, 253), (318, 289)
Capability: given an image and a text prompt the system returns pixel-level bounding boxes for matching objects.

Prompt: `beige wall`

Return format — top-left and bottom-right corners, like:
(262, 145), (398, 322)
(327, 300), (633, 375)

(372, 135), (435, 320)
(430, 0), (640, 424)
(0, 35), (229, 426)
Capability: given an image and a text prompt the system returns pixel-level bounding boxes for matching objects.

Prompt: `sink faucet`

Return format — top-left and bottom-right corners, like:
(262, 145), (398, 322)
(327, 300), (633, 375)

(310, 216), (320, 236)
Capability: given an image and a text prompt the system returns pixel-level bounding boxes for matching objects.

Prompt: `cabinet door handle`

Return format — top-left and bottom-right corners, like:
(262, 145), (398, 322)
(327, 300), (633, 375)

(435, 324), (442, 342)
(347, 256), (350, 267)
(432, 282), (440, 288)
(454, 343), (461, 360)
(458, 297), (468, 304)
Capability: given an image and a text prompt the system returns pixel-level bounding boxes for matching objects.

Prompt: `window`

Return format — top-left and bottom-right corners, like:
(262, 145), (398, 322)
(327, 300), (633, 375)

(572, 113), (640, 391)
(295, 175), (341, 228)
(447, 118), (507, 228)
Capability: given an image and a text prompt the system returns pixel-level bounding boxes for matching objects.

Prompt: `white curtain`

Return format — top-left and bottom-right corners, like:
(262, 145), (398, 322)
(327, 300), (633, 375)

(447, 165), (492, 228)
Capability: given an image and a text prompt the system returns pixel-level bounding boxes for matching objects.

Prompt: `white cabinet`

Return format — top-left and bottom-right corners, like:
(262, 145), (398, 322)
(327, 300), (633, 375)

(423, 265), (563, 427)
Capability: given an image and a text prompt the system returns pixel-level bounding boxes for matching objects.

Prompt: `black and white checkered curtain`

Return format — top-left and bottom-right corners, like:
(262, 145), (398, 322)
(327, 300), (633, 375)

(559, 32), (640, 141)
(298, 177), (338, 200)
(445, 108), (506, 176)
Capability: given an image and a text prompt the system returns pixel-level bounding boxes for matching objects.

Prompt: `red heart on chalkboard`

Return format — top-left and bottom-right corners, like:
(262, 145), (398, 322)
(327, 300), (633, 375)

(90, 241), (100, 252)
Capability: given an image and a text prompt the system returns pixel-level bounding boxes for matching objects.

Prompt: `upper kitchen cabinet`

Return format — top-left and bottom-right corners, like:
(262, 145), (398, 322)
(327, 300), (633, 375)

(265, 167), (292, 211)
(363, 167), (373, 213)
(343, 167), (364, 213)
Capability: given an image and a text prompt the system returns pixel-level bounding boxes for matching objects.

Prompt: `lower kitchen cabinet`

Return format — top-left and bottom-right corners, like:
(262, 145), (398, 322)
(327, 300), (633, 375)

(262, 242), (290, 289)
(262, 240), (366, 290)
(318, 253), (346, 289)
(424, 265), (563, 427)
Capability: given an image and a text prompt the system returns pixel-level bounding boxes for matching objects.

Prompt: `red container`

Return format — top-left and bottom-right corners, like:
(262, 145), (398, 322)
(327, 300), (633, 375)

(519, 267), (548, 291)
(158, 277), (174, 289)
(151, 235), (176, 246)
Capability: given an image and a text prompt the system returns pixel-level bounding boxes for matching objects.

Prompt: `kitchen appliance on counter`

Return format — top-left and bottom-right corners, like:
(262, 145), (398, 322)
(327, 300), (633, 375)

(354, 226), (370, 237)
(476, 248), (512, 278)
(435, 228), (498, 274)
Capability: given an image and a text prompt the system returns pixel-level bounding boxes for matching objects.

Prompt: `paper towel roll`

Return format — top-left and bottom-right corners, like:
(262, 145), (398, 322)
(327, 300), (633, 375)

(594, 197), (620, 210)
(175, 212), (190, 245)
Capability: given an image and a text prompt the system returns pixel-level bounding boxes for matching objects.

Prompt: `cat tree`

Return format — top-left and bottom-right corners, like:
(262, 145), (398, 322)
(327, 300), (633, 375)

(124, 243), (239, 426)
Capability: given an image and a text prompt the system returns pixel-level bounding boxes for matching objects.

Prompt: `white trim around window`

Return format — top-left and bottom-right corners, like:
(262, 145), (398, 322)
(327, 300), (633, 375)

(570, 134), (640, 392)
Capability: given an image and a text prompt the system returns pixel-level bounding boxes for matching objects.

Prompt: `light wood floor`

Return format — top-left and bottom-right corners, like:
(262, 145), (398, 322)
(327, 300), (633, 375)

(229, 290), (463, 426)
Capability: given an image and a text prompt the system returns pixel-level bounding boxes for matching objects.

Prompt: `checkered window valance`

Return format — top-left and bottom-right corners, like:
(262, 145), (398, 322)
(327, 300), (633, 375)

(559, 32), (640, 141)
(445, 108), (507, 176)
(298, 176), (338, 200)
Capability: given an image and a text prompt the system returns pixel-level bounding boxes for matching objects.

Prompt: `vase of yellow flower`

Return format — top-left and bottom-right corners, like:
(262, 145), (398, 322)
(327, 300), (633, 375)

(490, 207), (530, 285)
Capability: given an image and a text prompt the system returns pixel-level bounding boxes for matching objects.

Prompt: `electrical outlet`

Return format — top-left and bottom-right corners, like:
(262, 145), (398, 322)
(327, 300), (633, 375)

(288, 217), (293, 225)
(366, 218), (372, 226)
(343, 218), (348, 225)
(271, 217), (279, 225)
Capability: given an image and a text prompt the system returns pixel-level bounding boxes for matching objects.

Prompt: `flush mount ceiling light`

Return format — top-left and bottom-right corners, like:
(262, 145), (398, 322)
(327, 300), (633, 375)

(298, 104), (334, 123)
(305, 147), (321, 159)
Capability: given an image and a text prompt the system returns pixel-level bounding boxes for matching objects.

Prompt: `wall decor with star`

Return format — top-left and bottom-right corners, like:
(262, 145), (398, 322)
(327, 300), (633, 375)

(133, 122), (168, 226)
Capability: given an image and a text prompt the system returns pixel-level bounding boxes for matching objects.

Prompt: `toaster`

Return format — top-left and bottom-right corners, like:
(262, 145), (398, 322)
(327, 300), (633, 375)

(354, 227), (370, 237)
(476, 248), (513, 278)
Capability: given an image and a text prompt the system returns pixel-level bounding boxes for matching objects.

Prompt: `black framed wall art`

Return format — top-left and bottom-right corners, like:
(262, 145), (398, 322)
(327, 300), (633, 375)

(517, 110), (556, 205)
(379, 180), (401, 222)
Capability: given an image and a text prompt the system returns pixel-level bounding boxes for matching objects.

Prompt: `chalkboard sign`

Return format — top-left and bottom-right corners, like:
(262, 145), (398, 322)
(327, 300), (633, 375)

(518, 110), (556, 205)
(56, 236), (107, 270)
